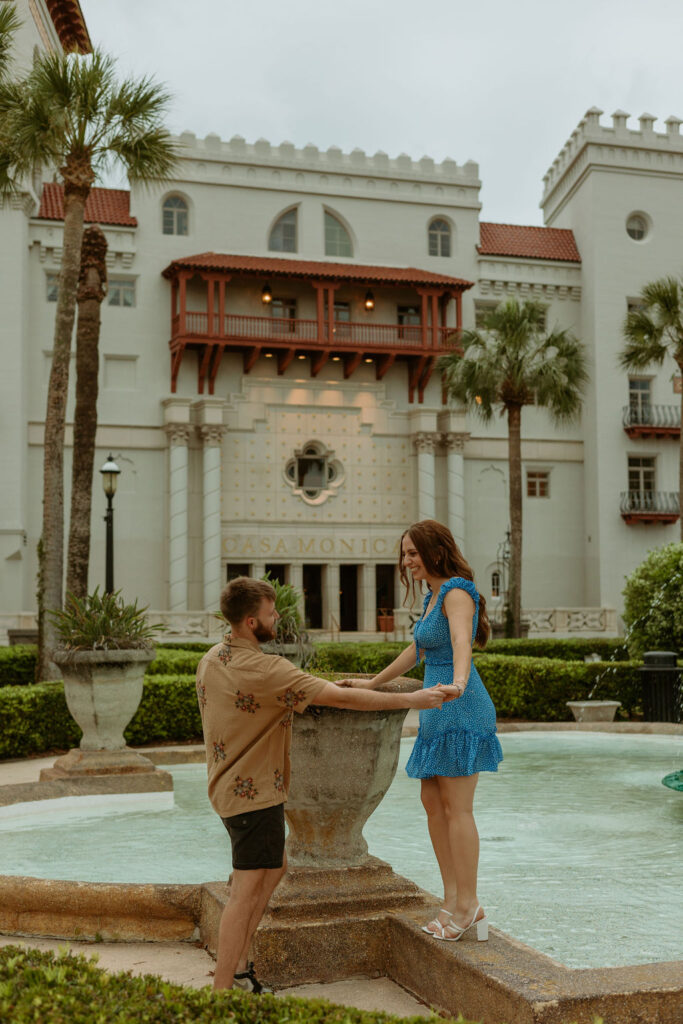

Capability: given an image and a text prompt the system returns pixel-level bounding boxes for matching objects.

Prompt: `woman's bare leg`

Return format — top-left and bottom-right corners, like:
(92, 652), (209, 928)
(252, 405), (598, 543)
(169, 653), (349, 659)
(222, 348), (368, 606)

(436, 773), (484, 932)
(420, 777), (459, 929)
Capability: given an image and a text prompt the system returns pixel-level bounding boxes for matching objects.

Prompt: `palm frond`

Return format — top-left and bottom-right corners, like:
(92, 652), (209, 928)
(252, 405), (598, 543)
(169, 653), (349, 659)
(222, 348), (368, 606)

(0, 2), (21, 81)
(620, 309), (669, 369)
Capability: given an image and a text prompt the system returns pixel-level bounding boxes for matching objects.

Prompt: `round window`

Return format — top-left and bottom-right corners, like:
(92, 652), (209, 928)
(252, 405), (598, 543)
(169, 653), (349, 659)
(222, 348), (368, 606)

(626, 214), (648, 241)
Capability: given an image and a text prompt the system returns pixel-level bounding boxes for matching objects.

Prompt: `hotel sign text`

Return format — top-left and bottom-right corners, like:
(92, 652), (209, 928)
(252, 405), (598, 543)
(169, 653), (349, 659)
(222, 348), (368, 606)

(222, 534), (401, 558)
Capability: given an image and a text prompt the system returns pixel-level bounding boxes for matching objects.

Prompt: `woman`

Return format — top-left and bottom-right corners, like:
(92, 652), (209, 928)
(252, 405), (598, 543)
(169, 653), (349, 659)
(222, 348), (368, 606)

(345, 519), (502, 941)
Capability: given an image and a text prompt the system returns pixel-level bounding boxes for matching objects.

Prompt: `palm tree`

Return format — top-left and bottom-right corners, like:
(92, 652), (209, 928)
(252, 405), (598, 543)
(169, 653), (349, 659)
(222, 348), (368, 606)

(620, 276), (683, 539)
(66, 226), (108, 599)
(438, 299), (588, 637)
(0, 3), (20, 80)
(0, 39), (177, 680)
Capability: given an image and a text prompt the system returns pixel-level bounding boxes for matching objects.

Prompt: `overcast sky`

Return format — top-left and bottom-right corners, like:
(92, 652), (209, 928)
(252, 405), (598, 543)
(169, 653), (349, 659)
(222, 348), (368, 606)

(81, 0), (683, 225)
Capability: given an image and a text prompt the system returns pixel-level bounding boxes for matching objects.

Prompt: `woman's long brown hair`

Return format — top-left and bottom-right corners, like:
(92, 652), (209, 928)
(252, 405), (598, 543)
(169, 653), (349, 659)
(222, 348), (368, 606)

(398, 519), (490, 648)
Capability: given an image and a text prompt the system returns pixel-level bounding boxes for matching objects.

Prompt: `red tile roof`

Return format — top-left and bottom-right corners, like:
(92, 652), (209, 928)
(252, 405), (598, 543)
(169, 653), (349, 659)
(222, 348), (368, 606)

(37, 184), (137, 227)
(162, 253), (473, 289)
(479, 222), (581, 263)
(45, 0), (92, 53)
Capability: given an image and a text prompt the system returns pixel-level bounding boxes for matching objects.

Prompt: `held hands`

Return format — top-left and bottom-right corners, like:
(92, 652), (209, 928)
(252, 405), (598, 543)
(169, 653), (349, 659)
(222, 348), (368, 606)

(411, 684), (463, 709)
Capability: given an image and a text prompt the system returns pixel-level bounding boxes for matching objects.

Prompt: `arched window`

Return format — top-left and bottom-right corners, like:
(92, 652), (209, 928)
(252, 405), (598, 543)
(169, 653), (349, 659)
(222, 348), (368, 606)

(162, 195), (188, 235)
(269, 209), (297, 252)
(428, 217), (451, 257)
(324, 211), (352, 257)
(491, 570), (501, 598)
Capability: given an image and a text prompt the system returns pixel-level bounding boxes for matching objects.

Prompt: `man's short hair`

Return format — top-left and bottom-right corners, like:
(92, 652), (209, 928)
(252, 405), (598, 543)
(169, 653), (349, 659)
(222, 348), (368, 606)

(220, 577), (276, 625)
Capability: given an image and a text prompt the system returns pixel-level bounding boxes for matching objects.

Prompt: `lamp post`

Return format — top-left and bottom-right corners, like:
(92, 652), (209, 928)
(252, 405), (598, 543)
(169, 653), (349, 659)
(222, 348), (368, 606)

(100, 454), (121, 594)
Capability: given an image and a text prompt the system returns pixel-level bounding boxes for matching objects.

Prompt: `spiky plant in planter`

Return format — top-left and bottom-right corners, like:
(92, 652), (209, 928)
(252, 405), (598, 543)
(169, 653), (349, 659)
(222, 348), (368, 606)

(47, 590), (164, 770)
(51, 588), (163, 655)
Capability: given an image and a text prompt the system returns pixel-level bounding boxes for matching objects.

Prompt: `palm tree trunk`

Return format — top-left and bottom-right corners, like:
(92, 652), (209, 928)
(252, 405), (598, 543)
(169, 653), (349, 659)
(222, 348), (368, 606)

(507, 402), (523, 637)
(679, 362), (683, 542)
(36, 161), (93, 681)
(66, 227), (108, 599)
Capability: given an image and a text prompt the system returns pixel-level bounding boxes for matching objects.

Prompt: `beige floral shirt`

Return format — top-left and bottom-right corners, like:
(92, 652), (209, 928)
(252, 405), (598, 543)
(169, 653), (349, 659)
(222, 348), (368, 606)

(196, 635), (328, 818)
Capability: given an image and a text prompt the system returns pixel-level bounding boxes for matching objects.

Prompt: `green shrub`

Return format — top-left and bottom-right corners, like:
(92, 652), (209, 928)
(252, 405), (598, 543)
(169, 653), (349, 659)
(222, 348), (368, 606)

(473, 655), (642, 720)
(158, 640), (214, 652)
(623, 542), (683, 657)
(124, 674), (204, 745)
(0, 644), (38, 687)
(146, 649), (205, 675)
(0, 681), (80, 757)
(311, 642), (424, 679)
(484, 637), (629, 661)
(0, 945), (458, 1024)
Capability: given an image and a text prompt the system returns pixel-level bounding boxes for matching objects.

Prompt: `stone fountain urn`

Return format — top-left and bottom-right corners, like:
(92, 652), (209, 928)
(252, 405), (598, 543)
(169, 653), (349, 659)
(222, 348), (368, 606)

(41, 648), (160, 780)
(285, 675), (421, 867)
(566, 699), (622, 723)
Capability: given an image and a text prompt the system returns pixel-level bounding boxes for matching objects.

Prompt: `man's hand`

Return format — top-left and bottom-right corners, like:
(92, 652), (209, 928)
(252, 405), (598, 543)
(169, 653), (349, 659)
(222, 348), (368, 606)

(409, 685), (462, 709)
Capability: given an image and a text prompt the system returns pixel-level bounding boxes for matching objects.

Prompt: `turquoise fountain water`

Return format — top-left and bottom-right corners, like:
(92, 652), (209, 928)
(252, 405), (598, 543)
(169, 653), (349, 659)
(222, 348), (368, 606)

(2, 732), (681, 970)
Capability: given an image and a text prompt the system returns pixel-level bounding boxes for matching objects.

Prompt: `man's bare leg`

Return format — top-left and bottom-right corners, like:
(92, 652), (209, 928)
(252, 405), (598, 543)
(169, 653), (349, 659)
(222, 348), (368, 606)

(236, 854), (287, 972)
(213, 867), (267, 990)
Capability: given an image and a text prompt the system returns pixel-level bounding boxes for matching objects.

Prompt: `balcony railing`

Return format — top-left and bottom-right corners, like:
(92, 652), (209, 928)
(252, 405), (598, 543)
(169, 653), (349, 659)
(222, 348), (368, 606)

(177, 311), (455, 349)
(622, 405), (681, 438)
(620, 490), (680, 524)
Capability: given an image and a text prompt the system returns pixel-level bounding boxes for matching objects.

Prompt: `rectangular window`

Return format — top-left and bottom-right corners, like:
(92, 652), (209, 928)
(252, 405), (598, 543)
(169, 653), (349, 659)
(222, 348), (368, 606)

(397, 305), (421, 341)
(108, 280), (136, 307)
(628, 378), (652, 424)
(527, 470), (550, 497)
(271, 298), (297, 335)
(628, 456), (655, 494)
(46, 273), (59, 302)
(474, 300), (498, 328)
(226, 563), (250, 582)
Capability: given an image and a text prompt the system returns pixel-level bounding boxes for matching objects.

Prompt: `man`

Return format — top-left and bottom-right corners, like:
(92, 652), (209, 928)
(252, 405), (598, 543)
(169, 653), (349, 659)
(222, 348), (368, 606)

(196, 576), (458, 992)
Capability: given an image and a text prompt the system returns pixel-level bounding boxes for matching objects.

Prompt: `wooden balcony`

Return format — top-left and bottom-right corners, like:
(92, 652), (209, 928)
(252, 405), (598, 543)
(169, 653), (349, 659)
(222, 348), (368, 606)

(162, 252), (473, 402)
(622, 405), (681, 439)
(620, 491), (680, 525)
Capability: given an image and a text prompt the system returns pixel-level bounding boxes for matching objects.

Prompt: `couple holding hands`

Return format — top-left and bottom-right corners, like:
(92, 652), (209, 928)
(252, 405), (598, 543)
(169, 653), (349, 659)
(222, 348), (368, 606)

(196, 518), (503, 991)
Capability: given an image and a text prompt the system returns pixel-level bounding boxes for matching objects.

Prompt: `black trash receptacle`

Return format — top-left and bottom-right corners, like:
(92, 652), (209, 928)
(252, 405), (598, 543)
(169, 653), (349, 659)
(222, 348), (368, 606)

(639, 651), (682, 723)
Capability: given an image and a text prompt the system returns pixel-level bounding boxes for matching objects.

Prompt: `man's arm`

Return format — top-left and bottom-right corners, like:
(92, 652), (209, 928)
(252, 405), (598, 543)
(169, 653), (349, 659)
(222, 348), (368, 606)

(341, 642), (418, 690)
(313, 680), (460, 711)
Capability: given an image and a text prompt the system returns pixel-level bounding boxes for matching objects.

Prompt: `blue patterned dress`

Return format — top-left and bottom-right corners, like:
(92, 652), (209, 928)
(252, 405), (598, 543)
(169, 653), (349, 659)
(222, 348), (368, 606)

(405, 577), (504, 779)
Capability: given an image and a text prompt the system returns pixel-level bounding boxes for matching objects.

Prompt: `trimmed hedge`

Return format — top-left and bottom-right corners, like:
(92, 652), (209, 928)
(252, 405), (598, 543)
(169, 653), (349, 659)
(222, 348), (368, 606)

(0, 945), (455, 1024)
(473, 655), (641, 720)
(0, 656), (643, 761)
(0, 644), (38, 687)
(0, 637), (632, 689)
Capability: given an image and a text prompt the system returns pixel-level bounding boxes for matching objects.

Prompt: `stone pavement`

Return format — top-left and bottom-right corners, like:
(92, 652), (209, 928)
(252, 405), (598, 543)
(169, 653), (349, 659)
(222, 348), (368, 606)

(0, 935), (435, 1018)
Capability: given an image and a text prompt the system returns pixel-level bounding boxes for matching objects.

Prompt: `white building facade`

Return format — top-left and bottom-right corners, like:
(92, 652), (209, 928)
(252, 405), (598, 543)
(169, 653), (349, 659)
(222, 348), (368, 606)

(1, 3), (681, 639)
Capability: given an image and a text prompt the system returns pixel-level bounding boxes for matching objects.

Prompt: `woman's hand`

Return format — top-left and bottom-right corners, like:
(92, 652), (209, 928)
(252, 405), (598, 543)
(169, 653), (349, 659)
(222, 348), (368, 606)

(338, 678), (376, 689)
(409, 685), (462, 709)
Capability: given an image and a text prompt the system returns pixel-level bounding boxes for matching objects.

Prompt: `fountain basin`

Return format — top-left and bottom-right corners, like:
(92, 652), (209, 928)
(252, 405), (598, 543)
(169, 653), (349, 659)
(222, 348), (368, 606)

(566, 699), (621, 722)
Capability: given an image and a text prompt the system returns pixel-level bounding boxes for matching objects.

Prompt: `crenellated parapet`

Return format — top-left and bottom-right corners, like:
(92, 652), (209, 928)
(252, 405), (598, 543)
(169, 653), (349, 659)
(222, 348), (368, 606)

(542, 107), (683, 221)
(170, 131), (481, 206)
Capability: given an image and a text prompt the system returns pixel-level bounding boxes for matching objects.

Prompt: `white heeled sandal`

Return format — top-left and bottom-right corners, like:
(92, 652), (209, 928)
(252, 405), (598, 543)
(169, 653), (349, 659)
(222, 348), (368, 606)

(421, 908), (453, 937)
(433, 903), (488, 942)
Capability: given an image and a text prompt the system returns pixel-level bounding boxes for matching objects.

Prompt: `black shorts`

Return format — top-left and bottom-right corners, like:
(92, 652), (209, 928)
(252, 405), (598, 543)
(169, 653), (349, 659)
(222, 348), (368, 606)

(221, 803), (286, 870)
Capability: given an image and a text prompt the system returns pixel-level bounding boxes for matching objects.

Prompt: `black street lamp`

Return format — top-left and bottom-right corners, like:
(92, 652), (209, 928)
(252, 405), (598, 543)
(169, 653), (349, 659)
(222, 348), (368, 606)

(100, 454), (121, 594)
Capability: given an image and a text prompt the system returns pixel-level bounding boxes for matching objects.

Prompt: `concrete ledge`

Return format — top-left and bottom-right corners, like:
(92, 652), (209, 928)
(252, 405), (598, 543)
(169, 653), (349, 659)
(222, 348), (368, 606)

(0, 872), (680, 1023)
(0, 769), (174, 809)
(0, 876), (201, 942)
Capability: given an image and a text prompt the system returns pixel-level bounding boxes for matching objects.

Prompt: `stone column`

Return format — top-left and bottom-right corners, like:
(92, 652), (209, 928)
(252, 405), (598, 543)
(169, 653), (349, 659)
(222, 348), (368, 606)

(323, 563), (341, 632)
(358, 562), (377, 632)
(443, 432), (469, 549)
(289, 564), (304, 619)
(413, 432), (440, 521)
(164, 423), (192, 611)
(198, 424), (226, 610)
(251, 562), (266, 580)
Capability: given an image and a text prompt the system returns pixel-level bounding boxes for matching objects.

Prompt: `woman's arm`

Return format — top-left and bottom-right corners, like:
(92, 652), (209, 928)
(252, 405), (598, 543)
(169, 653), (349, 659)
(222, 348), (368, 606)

(442, 589), (475, 692)
(341, 642), (418, 690)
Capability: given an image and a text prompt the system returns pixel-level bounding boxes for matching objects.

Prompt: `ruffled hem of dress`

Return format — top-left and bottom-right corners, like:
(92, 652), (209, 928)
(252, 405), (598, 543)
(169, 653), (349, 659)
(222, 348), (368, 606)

(405, 726), (503, 778)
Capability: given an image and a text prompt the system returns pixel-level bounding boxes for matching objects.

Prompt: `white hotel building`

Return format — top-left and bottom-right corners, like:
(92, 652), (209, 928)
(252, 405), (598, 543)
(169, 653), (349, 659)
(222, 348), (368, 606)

(1, 1), (681, 640)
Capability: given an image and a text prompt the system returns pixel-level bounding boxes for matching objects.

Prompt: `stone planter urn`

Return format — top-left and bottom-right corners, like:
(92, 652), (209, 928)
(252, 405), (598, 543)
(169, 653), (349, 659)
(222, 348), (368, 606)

(44, 648), (158, 779)
(566, 699), (621, 723)
(285, 676), (420, 867)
